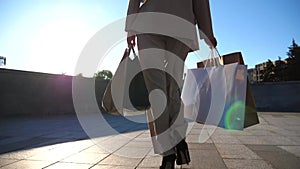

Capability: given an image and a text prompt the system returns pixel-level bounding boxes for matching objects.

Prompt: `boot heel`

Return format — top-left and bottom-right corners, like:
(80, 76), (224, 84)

(176, 140), (191, 165)
(160, 154), (176, 169)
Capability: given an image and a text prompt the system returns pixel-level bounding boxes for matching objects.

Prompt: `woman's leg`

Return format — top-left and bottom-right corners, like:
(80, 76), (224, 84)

(164, 36), (190, 143)
(137, 34), (176, 156)
(165, 36), (191, 165)
(137, 34), (190, 164)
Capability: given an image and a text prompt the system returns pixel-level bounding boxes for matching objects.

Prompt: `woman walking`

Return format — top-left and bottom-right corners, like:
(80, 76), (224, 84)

(125, 0), (217, 168)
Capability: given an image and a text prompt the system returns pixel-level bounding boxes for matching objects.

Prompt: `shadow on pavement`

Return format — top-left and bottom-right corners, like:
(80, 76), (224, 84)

(0, 113), (148, 154)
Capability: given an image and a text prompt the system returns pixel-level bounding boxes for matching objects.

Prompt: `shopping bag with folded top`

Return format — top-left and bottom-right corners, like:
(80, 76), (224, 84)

(197, 52), (259, 128)
(182, 49), (249, 130)
(102, 47), (150, 116)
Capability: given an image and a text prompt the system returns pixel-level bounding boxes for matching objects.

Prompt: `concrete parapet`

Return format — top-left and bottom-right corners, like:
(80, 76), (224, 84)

(0, 68), (108, 116)
(251, 81), (300, 112)
(1, 68), (300, 116)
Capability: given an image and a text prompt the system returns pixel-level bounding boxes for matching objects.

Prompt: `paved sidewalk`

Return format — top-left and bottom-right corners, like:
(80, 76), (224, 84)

(0, 112), (299, 169)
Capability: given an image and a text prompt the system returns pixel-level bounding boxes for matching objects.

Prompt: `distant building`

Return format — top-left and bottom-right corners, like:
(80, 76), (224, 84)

(250, 59), (289, 83)
(252, 62), (268, 83)
(247, 68), (255, 84)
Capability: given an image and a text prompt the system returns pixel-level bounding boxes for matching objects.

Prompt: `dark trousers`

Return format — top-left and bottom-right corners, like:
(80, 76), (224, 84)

(137, 34), (190, 155)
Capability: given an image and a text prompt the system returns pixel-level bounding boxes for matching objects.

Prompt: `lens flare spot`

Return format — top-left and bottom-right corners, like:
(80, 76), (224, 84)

(224, 101), (245, 130)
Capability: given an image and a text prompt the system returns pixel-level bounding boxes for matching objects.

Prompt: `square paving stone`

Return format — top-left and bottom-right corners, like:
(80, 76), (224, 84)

(61, 152), (109, 164)
(247, 129), (277, 136)
(188, 128), (205, 135)
(125, 140), (153, 148)
(98, 138), (131, 153)
(0, 158), (19, 167)
(1, 159), (55, 169)
(91, 165), (134, 169)
(79, 145), (109, 154)
(188, 149), (227, 169)
(137, 155), (161, 168)
(44, 162), (94, 169)
(134, 134), (152, 142)
(247, 145), (300, 169)
(210, 128), (251, 136)
(211, 135), (241, 144)
(223, 159), (274, 169)
(119, 131), (145, 138)
(186, 134), (213, 144)
(269, 128), (299, 136)
(113, 147), (151, 158)
(215, 144), (261, 159)
(0, 147), (51, 160)
(27, 150), (75, 161)
(285, 136), (300, 145)
(97, 154), (142, 167)
(188, 143), (216, 150)
(278, 146), (300, 157)
(235, 135), (269, 145)
(259, 136), (298, 145)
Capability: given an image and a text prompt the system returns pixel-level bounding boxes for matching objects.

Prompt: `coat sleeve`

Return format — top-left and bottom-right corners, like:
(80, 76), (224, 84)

(125, 0), (141, 34)
(193, 0), (214, 39)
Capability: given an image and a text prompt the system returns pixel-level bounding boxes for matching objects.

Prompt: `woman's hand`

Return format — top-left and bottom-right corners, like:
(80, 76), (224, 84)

(204, 36), (217, 49)
(127, 33), (136, 48)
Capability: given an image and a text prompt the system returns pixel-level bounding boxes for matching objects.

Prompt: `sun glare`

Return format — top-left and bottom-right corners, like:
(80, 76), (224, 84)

(30, 19), (92, 75)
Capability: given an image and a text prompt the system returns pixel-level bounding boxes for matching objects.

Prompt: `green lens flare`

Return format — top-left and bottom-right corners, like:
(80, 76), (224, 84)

(224, 101), (245, 130)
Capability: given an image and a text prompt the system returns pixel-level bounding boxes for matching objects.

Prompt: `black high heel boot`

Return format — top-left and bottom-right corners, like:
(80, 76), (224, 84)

(176, 140), (191, 165)
(160, 154), (176, 169)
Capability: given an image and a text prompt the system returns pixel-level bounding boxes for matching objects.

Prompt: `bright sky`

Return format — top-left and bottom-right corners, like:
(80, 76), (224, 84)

(0, 0), (299, 76)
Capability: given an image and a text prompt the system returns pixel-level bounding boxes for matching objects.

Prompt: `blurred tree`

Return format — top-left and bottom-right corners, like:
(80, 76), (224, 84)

(94, 70), (113, 80)
(259, 39), (300, 82)
(286, 39), (300, 81)
(274, 58), (287, 82)
(0, 56), (6, 66)
(287, 39), (299, 59)
(262, 59), (275, 82)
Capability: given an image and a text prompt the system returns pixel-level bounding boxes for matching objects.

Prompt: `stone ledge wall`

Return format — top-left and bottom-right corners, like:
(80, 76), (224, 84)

(1, 68), (299, 116)
(0, 69), (108, 116)
(250, 81), (300, 112)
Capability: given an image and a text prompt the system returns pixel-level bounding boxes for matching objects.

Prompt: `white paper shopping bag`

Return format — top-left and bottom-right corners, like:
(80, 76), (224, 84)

(182, 63), (248, 130)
